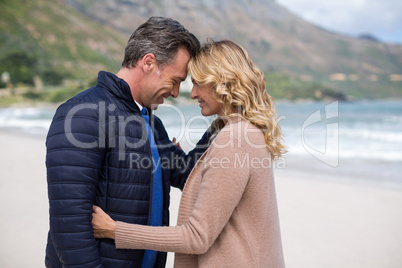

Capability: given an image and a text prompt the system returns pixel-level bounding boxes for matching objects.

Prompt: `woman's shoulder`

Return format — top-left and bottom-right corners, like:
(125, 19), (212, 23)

(212, 116), (265, 152)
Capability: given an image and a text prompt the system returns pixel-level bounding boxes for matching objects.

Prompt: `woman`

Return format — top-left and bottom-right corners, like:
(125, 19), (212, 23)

(92, 40), (287, 267)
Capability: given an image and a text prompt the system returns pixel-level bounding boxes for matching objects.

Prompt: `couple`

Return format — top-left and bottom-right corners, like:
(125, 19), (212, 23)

(45, 17), (286, 268)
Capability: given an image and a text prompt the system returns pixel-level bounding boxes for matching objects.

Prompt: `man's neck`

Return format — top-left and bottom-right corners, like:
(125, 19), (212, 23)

(116, 67), (143, 106)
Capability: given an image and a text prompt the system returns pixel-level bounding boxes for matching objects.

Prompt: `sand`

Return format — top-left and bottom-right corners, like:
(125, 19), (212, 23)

(1, 131), (401, 268)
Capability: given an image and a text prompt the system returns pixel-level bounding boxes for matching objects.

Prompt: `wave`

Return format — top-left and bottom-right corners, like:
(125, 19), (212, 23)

(341, 128), (402, 143)
(1, 101), (401, 162)
(0, 107), (55, 135)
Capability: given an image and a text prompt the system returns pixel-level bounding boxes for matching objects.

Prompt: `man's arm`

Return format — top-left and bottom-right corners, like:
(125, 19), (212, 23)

(46, 102), (104, 267)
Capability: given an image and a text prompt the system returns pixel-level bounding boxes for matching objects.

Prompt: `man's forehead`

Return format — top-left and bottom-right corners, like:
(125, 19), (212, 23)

(170, 63), (188, 81)
(166, 48), (190, 80)
(176, 71), (188, 81)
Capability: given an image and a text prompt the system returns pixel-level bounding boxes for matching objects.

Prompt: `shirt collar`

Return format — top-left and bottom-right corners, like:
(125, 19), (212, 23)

(134, 100), (143, 111)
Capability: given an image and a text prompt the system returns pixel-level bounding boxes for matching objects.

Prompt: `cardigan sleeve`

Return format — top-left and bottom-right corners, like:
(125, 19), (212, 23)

(115, 132), (250, 254)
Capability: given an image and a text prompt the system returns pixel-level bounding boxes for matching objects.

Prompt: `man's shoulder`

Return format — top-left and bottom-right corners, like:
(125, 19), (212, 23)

(46, 89), (105, 145)
(54, 85), (110, 118)
(66, 86), (104, 105)
(48, 90), (109, 137)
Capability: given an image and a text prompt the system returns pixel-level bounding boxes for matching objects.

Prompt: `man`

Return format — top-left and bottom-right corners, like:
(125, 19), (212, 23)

(45, 17), (210, 267)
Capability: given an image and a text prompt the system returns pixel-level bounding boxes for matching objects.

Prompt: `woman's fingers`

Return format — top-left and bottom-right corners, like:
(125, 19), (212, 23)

(172, 137), (182, 150)
(91, 205), (116, 239)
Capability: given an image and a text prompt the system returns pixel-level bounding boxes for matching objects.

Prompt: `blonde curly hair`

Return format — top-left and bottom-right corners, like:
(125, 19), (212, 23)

(188, 40), (286, 160)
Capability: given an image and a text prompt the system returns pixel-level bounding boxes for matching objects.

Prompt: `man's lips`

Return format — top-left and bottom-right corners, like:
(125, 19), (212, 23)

(159, 95), (168, 104)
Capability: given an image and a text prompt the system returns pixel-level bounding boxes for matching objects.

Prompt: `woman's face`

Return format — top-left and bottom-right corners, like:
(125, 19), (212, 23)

(190, 79), (223, 116)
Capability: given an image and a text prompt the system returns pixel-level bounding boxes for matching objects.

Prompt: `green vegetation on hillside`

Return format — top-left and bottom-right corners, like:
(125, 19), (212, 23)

(0, 84), (89, 107)
(0, 0), (125, 88)
(0, 71), (346, 108)
(266, 73), (346, 101)
(1, 0), (400, 107)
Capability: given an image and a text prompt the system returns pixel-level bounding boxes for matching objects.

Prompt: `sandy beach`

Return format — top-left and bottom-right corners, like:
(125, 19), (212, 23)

(1, 131), (401, 268)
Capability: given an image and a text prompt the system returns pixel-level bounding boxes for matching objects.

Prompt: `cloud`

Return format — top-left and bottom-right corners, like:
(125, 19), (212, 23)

(276, 0), (402, 43)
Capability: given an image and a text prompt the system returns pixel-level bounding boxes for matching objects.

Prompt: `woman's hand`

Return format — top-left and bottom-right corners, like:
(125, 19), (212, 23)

(172, 137), (182, 150)
(92, 205), (116, 239)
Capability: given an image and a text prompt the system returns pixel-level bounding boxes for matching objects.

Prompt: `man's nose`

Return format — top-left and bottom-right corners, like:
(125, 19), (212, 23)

(190, 85), (197, 99)
(170, 83), (180, 98)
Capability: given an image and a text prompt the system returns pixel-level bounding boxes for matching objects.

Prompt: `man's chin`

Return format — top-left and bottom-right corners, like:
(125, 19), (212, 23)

(150, 103), (161, 110)
(150, 98), (166, 110)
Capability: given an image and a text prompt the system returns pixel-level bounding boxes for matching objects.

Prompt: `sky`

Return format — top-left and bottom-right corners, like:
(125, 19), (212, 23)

(276, 0), (402, 44)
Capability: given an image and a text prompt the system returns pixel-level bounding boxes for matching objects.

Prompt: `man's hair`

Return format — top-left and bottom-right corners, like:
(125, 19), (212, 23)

(122, 16), (200, 68)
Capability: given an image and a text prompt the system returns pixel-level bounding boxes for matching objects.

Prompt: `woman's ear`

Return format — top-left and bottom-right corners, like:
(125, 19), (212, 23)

(142, 53), (157, 73)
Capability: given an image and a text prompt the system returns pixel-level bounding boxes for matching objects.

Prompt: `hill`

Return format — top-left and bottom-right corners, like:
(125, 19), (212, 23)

(1, 0), (401, 101)
(62, 0), (402, 99)
(0, 0), (126, 83)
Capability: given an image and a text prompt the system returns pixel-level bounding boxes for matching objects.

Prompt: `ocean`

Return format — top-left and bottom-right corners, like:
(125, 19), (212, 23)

(1, 100), (401, 185)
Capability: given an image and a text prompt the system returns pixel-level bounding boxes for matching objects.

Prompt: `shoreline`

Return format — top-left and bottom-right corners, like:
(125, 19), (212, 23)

(276, 153), (402, 189)
(274, 172), (402, 268)
(1, 127), (401, 188)
(1, 131), (402, 267)
(2, 97), (402, 109)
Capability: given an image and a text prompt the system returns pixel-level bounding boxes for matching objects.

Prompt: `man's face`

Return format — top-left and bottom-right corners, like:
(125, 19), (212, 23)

(142, 47), (190, 109)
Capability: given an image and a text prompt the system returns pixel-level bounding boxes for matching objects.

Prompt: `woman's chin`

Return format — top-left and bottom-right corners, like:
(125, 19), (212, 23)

(201, 110), (211, 116)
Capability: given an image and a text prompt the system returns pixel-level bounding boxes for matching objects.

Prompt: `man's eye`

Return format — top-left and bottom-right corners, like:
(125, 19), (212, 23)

(173, 80), (178, 85)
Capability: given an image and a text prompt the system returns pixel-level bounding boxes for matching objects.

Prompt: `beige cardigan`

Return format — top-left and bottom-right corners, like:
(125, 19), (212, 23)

(115, 117), (285, 268)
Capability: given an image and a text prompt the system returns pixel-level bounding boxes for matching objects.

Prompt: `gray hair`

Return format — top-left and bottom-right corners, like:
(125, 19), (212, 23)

(122, 17), (200, 68)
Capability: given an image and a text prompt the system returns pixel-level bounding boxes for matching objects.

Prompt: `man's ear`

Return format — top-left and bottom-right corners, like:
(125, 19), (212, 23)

(142, 53), (157, 73)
